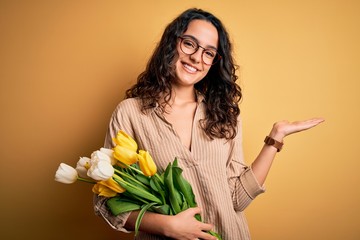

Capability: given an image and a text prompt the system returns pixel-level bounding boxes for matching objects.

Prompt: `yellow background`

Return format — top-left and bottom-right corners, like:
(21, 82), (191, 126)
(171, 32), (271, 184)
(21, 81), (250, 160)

(1, 0), (359, 239)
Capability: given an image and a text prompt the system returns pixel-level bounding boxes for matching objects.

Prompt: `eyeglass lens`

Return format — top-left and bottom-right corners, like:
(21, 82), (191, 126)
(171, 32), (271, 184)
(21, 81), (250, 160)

(180, 37), (219, 65)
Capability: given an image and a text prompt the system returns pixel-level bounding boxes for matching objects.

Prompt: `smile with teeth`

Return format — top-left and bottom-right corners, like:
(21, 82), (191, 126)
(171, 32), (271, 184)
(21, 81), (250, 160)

(183, 63), (199, 73)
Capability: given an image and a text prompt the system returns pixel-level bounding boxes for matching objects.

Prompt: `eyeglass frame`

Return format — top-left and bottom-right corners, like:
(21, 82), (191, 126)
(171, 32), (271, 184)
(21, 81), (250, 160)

(178, 36), (222, 65)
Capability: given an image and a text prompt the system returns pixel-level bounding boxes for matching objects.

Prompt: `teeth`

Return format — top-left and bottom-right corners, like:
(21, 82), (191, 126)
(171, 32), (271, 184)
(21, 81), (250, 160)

(184, 63), (197, 73)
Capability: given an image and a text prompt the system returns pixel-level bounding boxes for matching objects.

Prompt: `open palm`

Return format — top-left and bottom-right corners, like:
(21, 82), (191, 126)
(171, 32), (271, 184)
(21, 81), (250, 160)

(273, 118), (325, 139)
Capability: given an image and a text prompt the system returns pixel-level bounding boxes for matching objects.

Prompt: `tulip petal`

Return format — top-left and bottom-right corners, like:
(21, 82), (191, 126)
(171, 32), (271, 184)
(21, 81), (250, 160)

(76, 157), (91, 178)
(113, 145), (138, 165)
(137, 150), (157, 177)
(113, 130), (138, 152)
(87, 160), (114, 181)
(100, 148), (117, 165)
(55, 163), (78, 184)
(91, 150), (111, 164)
(98, 178), (125, 193)
(92, 183), (117, 197)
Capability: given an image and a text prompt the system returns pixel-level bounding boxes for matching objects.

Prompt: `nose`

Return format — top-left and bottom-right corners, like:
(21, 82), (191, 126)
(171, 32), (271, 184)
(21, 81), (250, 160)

(189, 47), (203, 64)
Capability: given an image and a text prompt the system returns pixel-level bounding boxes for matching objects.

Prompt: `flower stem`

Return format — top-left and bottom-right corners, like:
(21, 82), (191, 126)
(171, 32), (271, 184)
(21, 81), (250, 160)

(113, 175), (162, 204)
(154, 173), (164, 185)
(114, 168), (151, 191)
(77, 177), (96, 184)
(126, 164), (144, 175)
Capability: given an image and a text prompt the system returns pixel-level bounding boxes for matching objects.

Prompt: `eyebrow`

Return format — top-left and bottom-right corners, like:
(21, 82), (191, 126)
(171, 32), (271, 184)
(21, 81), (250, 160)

(182, 34), (218, 51)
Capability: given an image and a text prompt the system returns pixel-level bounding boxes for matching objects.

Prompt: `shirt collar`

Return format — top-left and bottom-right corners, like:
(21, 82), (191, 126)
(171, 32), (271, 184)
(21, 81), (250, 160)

(150, 90), (205, 115)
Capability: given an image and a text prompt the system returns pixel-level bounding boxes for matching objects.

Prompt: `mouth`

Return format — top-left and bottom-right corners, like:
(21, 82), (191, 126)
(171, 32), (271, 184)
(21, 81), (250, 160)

(182, 62), (200, 73)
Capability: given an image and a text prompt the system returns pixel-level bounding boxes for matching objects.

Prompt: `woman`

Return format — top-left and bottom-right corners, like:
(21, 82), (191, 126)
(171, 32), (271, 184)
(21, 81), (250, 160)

(94, 8), (324, 240)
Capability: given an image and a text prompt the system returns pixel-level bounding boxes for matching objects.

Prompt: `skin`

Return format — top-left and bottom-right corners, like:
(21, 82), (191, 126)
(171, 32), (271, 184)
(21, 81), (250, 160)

(124, 19), (324, 240)
(164, 19), (218, 151)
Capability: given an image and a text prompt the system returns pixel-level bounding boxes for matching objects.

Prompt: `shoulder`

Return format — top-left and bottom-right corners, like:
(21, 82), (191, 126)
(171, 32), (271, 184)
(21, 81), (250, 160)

(108, 98), (143, 125)
(107, 98), (144, 132)
(113, 98), (141, 115)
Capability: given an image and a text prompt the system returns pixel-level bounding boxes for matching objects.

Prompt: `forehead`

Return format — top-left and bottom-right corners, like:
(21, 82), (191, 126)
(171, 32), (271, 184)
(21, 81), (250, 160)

(183, 19), (218, 48)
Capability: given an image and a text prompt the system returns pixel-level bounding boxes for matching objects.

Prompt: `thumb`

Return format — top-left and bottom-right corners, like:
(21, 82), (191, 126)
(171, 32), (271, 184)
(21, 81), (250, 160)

(188, 206), (202, 216)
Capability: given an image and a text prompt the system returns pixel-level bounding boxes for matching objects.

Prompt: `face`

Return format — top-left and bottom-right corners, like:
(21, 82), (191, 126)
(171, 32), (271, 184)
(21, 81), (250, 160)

(174, 19), (219, 88)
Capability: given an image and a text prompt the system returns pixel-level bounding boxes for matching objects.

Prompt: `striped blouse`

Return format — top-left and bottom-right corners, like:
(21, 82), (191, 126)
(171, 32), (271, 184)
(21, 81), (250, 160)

(94, 96), (265, 240)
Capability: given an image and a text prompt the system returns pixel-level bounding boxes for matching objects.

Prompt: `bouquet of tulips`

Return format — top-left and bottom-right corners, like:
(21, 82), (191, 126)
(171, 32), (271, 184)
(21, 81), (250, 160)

(55, 130), (221, 239)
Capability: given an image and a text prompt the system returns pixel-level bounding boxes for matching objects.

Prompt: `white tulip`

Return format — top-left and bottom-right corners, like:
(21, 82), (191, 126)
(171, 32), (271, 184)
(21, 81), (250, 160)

(87, 160), (114, 181)
(90, 150), (111, 165)
(100, 148), (117, 165)
(55, 163), (78, 184)
(76, 157), (91, 178)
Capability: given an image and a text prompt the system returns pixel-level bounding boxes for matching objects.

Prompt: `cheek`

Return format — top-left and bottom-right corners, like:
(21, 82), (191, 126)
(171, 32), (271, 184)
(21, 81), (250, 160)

(176, 44), (183, 58)
(203, 65), (212, 75)
(174, 47), (184, 64)
(176, 50), (187, 62)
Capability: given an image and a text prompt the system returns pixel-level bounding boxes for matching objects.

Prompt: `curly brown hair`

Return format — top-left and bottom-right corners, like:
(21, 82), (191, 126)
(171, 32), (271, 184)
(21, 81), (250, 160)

(126, 8), (242, 140)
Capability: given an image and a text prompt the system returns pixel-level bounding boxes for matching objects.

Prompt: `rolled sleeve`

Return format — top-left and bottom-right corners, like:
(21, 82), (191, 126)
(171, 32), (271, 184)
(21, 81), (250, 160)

(227, 161), (265, 211)
(227, 118), (265, 212)
(93, 195), (132, 233)
(93, 102), (135, 233)
(239, 166), (265, 199)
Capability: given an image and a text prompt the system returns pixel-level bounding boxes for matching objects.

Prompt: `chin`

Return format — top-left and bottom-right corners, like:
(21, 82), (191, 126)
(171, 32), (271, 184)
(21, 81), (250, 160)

(175, 75), (201, 87)
(175, 72), (204, 86)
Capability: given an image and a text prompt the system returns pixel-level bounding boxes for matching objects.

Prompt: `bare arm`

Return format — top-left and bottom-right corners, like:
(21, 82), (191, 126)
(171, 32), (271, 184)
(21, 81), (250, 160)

(251, 118), (324, 185)
(124, 207), (217, 240)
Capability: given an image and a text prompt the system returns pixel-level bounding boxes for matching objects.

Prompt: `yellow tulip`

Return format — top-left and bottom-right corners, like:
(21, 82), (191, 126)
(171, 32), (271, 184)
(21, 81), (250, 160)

(137, 150), (157, 176)
(100, 178), (126, 193)
(115, 161), (128, 169)
(92, 178), (126, 197)
(92, 183), (118, 197)
(113, 145), (138, 165)
(113, 130), (138, 152)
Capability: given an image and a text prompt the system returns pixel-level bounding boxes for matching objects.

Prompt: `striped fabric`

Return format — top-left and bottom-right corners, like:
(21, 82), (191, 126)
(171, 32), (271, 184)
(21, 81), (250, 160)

(94, 96), (265, 240)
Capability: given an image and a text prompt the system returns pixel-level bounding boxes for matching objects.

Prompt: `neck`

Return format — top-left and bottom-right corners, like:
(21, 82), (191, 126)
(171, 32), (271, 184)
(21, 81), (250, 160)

(170, 85), (196, 105)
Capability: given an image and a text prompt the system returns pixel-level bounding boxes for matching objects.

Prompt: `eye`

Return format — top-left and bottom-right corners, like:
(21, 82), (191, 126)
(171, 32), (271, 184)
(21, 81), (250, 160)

(182, 39), (196, 49)
(204, 50), (216, 59)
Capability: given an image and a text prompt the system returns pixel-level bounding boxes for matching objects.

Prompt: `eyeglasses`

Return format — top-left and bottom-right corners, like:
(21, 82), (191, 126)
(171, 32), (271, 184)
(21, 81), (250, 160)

(178, 36), (221, 65)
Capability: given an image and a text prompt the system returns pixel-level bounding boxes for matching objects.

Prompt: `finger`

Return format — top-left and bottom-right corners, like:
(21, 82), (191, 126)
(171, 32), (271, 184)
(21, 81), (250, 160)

(200, 222), (214, 232)
(188, 207), (202, 216)
(302, 118), (325, 124)
(292, 118), (324, 130)
(301, 119), (324, 128)
(198, 231), (217, 240)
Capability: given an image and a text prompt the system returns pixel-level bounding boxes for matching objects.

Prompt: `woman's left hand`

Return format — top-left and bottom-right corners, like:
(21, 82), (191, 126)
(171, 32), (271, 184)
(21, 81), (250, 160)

(251, 117), (324, 185)
(270, 117), (325, 141)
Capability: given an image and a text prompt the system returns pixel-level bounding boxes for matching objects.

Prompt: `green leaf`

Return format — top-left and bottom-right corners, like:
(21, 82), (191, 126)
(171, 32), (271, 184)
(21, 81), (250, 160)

(172, 158), (197, 208)
(131, 163), (141, 170)
(149, 177), (158, 192)
(209, 230), (222, 240)
(173, 187), (183, 207)
(180, 193), (188, 211)
(164, 162), (182, 214)
(172, 158), (201, 221)
(135, 174), (151, 186)
(150, 204), (171, 215)
(114, 177), (162, 204)
(106, 197), (141, 215)
(122, 191), (149, 205)
(150, 175), (167, 204)
(172, 158), (179, 167)
(118, 171), (151, 192)
(135, 202), (158, 236)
